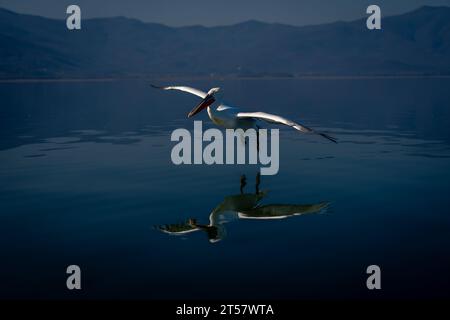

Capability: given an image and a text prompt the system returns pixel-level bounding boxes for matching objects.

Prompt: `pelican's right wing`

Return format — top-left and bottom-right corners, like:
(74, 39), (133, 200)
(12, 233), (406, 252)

(238, 202), (329, 219)
(150, 84), (207, 99)
(237, 111), (337, 143)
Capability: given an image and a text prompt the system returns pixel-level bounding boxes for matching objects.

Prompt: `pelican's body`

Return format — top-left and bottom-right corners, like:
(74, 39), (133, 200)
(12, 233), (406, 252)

(151, 84), (337, 143)
(206, 104), (256, 131)
(207, 104), (238, 128)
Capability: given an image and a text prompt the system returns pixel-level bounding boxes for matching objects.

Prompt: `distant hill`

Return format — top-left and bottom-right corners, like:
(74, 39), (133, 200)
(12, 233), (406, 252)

(0, 5), (449, 78)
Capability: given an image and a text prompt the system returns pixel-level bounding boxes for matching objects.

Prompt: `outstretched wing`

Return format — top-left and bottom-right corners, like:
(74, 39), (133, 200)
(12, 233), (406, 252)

(154, 223), (200, 235)
(150, 84), (207, 99)
(236, 111), (337, 143)
(238, 202), (329, 219)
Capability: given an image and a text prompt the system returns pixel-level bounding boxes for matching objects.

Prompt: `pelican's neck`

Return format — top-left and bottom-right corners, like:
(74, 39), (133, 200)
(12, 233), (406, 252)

(207, 105), (215, 121)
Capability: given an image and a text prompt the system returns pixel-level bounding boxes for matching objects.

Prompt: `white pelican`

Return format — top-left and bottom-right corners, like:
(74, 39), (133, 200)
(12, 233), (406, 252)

(151, 84), (337, 143)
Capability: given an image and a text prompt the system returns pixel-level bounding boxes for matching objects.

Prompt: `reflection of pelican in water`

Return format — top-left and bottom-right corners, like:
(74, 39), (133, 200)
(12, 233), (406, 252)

(156, 174), (328, 243)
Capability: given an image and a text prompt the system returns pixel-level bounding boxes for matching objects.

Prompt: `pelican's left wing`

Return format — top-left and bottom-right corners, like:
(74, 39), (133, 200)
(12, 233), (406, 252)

(236, 111), (337, 143)
(155, 223), (200, 235)
(150, 84), (207, 99)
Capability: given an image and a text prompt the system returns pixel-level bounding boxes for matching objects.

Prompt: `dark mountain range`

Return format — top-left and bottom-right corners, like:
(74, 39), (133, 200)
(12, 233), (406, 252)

(0, 5), (449, 78)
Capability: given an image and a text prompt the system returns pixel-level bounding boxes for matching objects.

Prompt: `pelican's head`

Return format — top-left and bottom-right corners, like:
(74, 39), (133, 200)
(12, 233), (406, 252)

(209, 87), (223, 101)
(207, 87), (221, 95)
(187, 87), (221, 118)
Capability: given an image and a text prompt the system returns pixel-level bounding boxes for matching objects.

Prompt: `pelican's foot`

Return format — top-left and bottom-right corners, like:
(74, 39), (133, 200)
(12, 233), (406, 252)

(240, 174), (247, 194)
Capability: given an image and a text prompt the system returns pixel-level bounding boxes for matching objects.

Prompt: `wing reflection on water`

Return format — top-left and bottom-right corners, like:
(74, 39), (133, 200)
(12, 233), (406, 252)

(156, 173), (329, 243)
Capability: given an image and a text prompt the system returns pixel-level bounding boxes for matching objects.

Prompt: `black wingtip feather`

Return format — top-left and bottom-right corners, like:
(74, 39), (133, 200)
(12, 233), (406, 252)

(319, 133), (338, 144)
(150, 83), (164, 89)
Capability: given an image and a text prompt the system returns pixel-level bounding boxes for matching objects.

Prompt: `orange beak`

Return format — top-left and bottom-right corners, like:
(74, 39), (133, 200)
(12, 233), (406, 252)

(188, 95), (215, 118)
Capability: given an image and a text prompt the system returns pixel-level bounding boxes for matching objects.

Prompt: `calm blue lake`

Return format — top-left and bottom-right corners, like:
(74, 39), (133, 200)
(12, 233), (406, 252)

(1, 78), (450, 299)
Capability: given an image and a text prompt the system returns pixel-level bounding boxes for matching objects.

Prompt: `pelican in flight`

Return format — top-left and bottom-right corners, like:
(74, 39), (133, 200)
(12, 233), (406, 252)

(151, 84), (337, 143)
(156, 173), (329, 243)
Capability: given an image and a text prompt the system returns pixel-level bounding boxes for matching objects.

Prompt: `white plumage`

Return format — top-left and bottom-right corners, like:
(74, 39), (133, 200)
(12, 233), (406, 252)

(151, 84), (337, 143)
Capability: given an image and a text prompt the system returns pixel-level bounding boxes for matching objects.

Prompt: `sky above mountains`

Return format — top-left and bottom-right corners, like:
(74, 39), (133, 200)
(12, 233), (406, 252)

(0, 0), (450, 27)
(1, 5), (449, 78)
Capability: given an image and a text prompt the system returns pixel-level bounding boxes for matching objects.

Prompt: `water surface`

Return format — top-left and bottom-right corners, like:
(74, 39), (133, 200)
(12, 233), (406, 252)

(1, 78), (450, 299)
